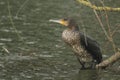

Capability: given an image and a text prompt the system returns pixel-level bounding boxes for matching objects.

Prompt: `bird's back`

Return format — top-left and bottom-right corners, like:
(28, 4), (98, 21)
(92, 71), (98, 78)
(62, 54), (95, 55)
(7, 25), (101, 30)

(80, 32), (102, 63)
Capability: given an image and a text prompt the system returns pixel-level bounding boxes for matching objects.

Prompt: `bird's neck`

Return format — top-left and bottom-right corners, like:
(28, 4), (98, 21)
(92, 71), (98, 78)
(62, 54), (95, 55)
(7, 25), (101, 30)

(68, 26), (79, 31)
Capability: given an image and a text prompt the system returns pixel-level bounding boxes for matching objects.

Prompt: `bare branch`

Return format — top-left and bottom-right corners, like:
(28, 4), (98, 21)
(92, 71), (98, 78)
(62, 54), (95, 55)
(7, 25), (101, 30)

(96, 52), (120, 69)
(77, 0), (120, 11)
(76, 0), (120, 69)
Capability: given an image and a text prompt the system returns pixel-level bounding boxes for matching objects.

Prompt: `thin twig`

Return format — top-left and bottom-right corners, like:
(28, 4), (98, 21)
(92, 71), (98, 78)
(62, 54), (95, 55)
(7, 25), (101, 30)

(86, 0), (110, 39)
(100, 0), (116, 52)
(16, 0), (29, 17)
(7, 0), (23, 40)
(99, 2), (110, 30)
(93, 10), (110, 40)
(111, 25), (120, 37)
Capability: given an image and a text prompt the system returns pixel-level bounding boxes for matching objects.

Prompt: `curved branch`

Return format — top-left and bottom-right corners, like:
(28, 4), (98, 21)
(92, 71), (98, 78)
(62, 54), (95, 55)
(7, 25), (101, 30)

(96, 52), (120, 69)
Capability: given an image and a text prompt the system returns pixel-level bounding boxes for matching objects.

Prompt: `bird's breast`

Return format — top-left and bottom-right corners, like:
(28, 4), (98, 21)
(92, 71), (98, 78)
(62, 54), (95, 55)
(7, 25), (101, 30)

(62, 29), (93, 62)
(62, 29), (80, 46)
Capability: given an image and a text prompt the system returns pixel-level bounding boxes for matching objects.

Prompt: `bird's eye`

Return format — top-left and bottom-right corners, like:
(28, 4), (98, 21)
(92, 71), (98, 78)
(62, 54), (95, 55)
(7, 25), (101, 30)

(63, 18), (68, 21)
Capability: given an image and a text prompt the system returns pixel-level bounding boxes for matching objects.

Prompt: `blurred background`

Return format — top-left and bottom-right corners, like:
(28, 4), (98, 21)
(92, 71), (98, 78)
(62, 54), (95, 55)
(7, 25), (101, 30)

(0, 0), (120, 80)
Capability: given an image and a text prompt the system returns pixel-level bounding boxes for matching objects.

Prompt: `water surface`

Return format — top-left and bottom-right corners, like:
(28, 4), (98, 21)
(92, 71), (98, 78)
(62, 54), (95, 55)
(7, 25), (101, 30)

(0, 0), (120, 80)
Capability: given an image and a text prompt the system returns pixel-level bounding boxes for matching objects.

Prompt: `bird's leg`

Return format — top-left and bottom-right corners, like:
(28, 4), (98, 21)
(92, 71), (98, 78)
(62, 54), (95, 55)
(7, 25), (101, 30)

(80, 64), (86, 70)
(75, 55), (85, 69)
(90, 60), (96, 69)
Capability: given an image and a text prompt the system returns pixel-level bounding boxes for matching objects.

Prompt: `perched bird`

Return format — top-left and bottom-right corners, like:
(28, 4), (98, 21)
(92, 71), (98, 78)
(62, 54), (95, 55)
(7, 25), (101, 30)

(49, 18), (102, 69)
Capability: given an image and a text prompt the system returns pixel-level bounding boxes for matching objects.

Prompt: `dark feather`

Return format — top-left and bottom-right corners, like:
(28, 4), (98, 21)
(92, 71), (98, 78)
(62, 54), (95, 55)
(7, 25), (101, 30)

(80, 32), (102, 63)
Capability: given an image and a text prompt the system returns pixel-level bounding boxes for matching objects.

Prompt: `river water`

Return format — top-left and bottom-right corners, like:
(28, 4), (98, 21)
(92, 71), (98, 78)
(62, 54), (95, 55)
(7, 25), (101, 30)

(0, 0), (120, 80)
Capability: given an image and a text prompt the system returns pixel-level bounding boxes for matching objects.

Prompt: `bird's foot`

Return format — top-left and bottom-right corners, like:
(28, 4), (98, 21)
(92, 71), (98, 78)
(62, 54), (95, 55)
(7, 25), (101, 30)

(80, 66), (86, 70)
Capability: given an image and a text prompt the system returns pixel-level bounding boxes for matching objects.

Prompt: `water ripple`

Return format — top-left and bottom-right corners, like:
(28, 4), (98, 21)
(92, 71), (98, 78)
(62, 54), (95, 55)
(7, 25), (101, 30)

(39, 54), (53, 58)
(0, 38), (12, 42)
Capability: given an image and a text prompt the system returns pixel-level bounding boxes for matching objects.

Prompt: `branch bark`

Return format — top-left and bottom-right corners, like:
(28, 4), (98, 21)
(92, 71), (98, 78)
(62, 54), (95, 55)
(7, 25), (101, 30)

(96, 52), (120, 69)
(76, 0), (120, 11)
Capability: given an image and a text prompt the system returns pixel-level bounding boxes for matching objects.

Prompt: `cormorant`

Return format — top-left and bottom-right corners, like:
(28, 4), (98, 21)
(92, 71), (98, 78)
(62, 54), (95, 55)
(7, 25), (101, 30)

(49, 18), (102, 69)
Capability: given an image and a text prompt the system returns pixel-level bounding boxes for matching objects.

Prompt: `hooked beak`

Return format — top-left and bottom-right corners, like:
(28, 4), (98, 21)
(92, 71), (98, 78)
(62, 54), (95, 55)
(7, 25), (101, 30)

(49, 19), (62, 23)
(49, 19), (68, 26)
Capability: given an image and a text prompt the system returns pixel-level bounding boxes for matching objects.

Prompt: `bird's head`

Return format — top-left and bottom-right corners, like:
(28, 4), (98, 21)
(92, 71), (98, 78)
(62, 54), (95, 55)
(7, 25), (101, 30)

(49, 18), (77, 29)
